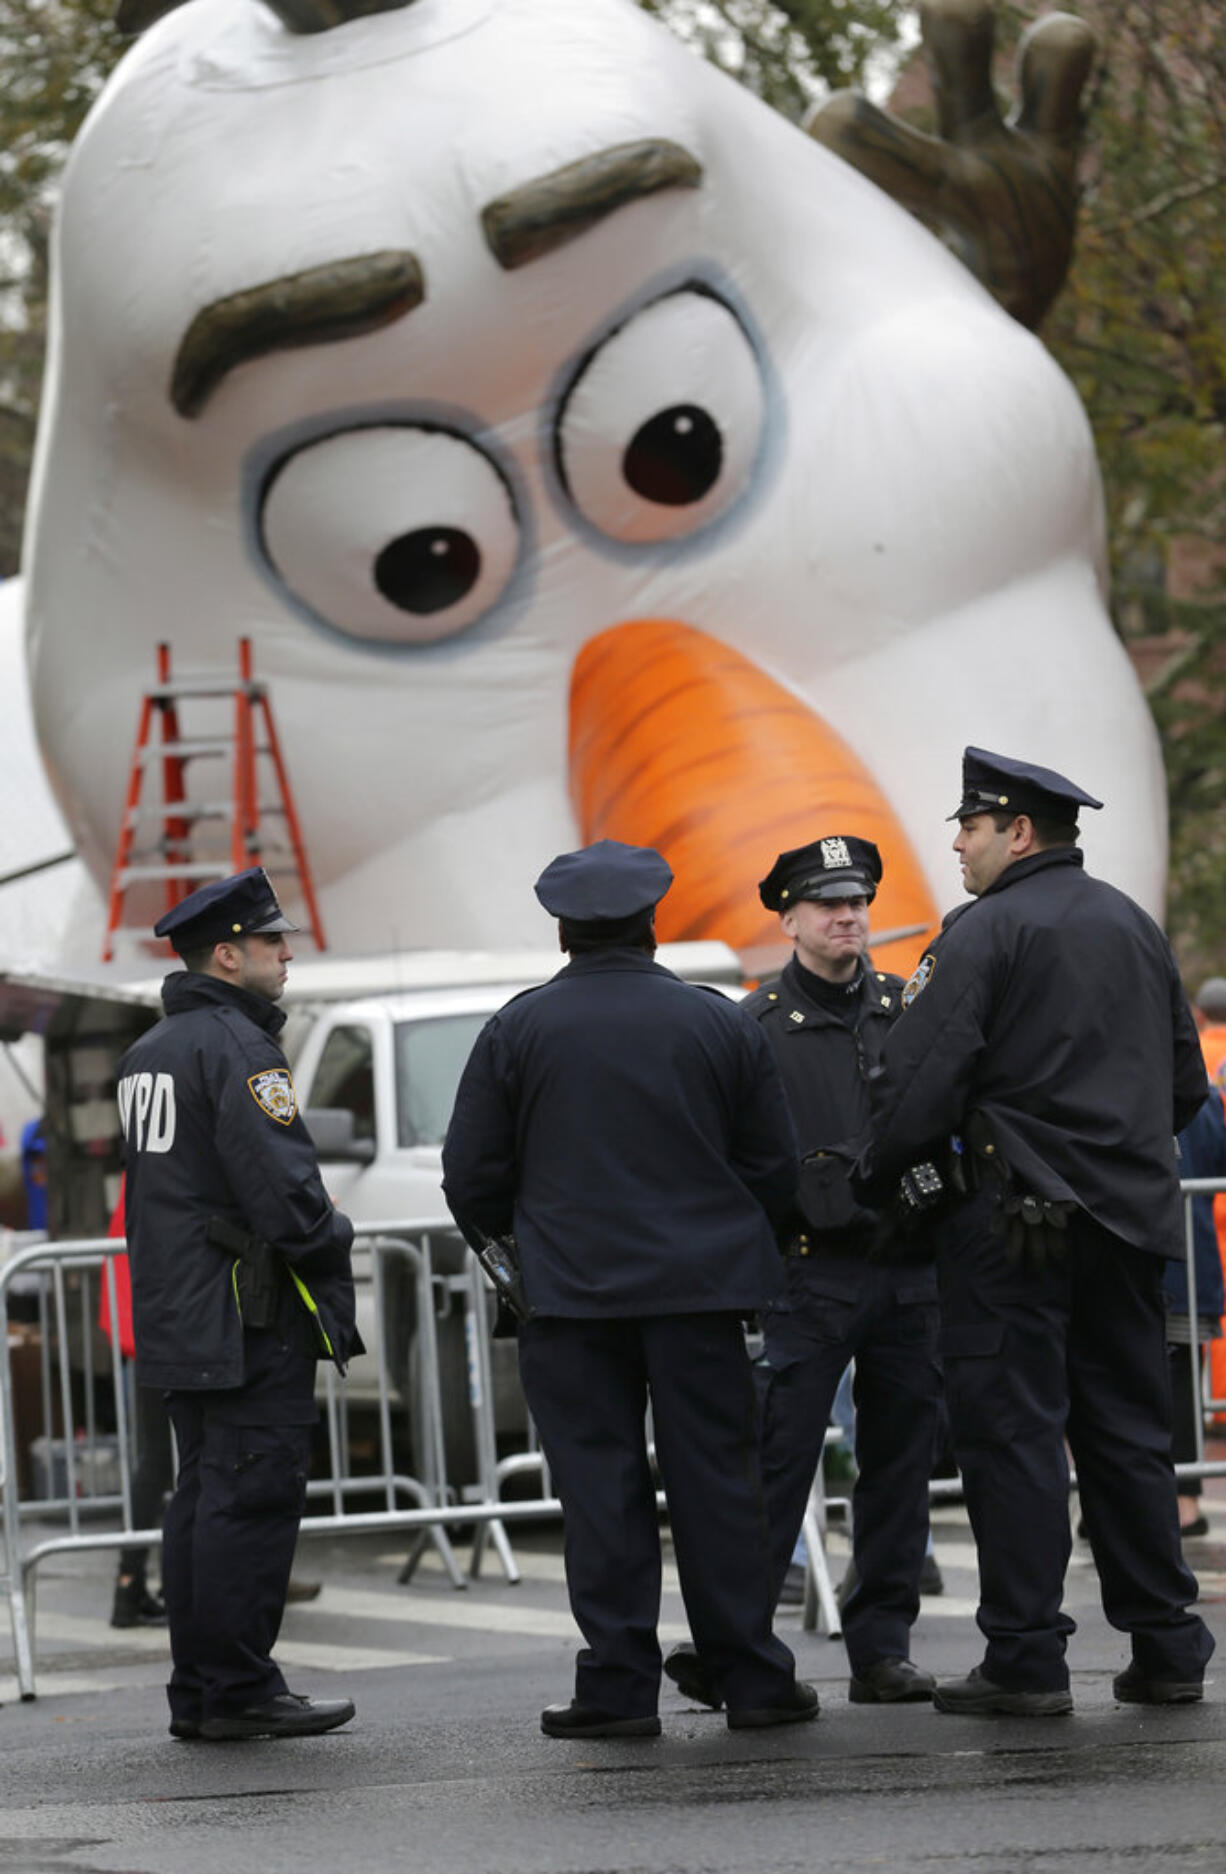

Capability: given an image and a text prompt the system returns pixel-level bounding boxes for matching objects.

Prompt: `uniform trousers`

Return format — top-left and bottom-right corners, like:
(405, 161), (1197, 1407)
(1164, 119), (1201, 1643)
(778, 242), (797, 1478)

(162, 1330), (318, 1725)
(517, 1311), (798, 1717)
(936, 1189), (1214, 1690)
(757, 1254), (940, 1672)
(119, 1381), (175, 1581)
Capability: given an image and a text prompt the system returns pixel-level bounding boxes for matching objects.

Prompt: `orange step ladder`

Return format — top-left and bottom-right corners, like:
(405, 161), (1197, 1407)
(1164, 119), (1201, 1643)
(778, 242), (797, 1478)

(103, 638), (326, 960)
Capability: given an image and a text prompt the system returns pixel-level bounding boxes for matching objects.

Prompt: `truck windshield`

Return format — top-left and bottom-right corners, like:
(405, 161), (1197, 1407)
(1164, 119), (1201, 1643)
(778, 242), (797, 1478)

(394, 1013), (489, 1147)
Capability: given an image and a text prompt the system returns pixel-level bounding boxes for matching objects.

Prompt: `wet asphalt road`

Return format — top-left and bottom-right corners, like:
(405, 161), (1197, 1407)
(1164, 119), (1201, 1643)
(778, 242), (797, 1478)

(1, 1502), (1224, 1874)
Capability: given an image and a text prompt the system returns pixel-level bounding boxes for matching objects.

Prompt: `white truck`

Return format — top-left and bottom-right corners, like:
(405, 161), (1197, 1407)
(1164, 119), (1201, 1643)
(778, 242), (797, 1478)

(285, 943), (746, 1480)
(1, 941), (747, 1483)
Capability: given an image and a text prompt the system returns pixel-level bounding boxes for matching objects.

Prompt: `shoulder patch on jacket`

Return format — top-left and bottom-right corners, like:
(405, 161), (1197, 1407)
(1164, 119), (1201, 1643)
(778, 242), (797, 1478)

(248, 1067), (298, 1124)
(901, 953), (936, 1008)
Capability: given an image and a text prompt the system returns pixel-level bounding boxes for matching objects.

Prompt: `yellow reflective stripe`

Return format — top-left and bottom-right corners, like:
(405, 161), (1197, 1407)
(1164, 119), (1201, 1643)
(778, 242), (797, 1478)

(287, 1267), (334, 1358)
(231, 1259), (243, 1319)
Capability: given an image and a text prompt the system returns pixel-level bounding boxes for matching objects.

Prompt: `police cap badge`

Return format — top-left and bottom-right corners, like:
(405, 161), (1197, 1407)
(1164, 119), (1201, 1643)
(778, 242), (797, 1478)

(758, 835), (883, 912)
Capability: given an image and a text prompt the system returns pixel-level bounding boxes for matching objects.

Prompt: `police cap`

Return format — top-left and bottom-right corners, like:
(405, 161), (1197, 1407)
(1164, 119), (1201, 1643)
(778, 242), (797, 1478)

(154, 867), (298, 954)
(534, 840), (673, 922)
(758, 836), (882, 912)
(948, 747), (1104, 824)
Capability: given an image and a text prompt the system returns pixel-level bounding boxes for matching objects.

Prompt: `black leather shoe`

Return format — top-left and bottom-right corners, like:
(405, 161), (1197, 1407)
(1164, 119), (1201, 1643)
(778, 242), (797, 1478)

(540, 1701), (660, 1738)
(933, 1668), (1072, 1716)
(199, 1693), (355, 1740)
(1179, 1515), (1210, 1540)
(111, 1580), (167, 1629)
(849, 1657), (936, 1704)
(727, 1679), (819, 1729)
(663, 1643), (723, 1710)
(168, 1717), (200, 1740)
(1113, 1663), (1204, 1705)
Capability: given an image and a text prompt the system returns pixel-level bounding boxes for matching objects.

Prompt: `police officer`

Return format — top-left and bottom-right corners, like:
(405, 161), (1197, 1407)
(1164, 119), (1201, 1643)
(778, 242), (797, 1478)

(118, 867), (360, 1741)
(667, 835), (941, 1710)
(442, 840), (817, 1738)
(864, 748), (1215, 1713)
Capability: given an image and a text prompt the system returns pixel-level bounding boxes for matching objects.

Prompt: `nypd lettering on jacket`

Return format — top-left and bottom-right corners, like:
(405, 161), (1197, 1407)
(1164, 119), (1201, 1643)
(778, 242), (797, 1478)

(117, 1071), (177, 1152)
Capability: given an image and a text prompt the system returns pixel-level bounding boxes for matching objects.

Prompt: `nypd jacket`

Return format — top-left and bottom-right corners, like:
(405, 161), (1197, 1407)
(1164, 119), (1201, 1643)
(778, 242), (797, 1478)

(743, 957), (908, 1254)
(868, 848), (1208, 1259)
(118, 971), (358, 1390)
(441, 948), (798, 1317)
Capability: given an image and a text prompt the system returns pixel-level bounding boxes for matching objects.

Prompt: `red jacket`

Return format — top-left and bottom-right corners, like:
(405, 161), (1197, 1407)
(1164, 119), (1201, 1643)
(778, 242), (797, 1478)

(97, 1177), (136, 1361)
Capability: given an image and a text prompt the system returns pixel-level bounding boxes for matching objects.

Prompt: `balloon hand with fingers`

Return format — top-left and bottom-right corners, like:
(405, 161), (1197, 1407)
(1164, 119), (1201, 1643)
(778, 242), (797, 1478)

(808, 0), (1097, 330)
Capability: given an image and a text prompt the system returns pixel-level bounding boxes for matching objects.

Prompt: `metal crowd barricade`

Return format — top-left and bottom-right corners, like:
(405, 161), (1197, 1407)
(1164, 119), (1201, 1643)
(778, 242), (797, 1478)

(1173, 1176), (1226, 1461)
(796, 1173), (1226, 1632)
(0, 1222), (569, 1699)
(4, 1183), (1226, 1690)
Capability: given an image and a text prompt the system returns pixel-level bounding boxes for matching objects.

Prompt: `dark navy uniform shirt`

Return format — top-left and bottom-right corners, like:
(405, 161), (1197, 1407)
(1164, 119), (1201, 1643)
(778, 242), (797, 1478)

(869, 848), (1208, 1259)
(118, 971), (358, 1390)
(442, 948), (798, 1317)
(743, 957), (903, 1246)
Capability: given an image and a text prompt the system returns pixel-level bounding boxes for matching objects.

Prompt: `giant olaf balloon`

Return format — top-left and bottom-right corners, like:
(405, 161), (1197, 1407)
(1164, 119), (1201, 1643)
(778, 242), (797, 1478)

(23, 0), (1165, 964)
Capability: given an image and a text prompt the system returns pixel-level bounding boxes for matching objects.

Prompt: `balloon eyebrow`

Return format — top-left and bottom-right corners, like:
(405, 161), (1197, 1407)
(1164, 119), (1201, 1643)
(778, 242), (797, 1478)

(481, 138), (703, 272)
(170, 250), (425, 419)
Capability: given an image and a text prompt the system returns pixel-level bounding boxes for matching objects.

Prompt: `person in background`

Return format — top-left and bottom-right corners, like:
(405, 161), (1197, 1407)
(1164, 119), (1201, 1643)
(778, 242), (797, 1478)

(1167, 1091), (1226, 1540)
(1191, 978), (1226, 1404)
(99, 1179), (173, 1628)
(20, 1118), (47, 1232)
(1193, 978), (1226, 1088)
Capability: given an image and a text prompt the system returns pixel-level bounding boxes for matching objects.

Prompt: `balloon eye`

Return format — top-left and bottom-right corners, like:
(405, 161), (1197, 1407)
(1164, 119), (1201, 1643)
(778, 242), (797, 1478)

(259, 426), (519, 645)
(622, 405), (723, 507)
(556, 288), (765, 544)
(375, 527), (481, 615)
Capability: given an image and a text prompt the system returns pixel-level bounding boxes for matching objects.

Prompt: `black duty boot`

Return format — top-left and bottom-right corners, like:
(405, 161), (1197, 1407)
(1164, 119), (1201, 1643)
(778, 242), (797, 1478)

(849, 1658), (936, 1704)
(200, 1693), (356, 1741)
(663, 1642), (723, 1710)
(933, 1667), (1072, 1716)
(540, 1701), (660, 1738)
(1113, 1663), (1204, 1705)
(726, 1680), (819, 1729)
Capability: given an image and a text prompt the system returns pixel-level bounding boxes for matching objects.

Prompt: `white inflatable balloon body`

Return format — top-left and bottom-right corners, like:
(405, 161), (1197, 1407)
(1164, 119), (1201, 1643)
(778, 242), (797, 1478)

(23, 0), (1165, 963)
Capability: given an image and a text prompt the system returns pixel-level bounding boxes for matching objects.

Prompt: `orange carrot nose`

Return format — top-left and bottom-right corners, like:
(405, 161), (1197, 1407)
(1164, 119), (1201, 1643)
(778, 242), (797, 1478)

(569, 619), (939, 978)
